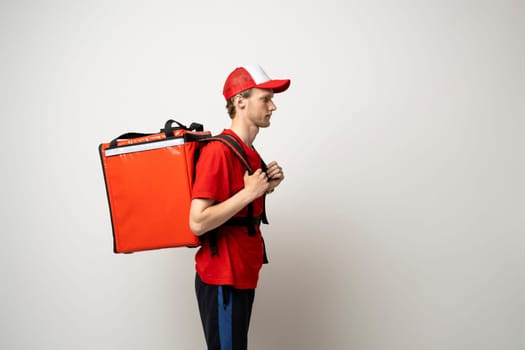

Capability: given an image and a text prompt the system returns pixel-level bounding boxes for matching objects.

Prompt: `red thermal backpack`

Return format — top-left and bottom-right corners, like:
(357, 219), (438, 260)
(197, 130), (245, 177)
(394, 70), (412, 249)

(98, 119), (267, 254)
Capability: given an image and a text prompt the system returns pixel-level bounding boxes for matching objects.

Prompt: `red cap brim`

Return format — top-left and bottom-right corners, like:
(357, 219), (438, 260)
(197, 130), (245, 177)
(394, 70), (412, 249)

(255, 79), (291, 94)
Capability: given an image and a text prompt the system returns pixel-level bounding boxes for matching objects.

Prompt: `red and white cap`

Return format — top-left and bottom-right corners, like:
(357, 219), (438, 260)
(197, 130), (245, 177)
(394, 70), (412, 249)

(222, 64), (291, 100)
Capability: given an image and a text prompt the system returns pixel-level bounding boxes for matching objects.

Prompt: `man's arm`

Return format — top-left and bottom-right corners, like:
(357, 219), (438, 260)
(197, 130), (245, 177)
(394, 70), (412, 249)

(189, 169), (270, 236)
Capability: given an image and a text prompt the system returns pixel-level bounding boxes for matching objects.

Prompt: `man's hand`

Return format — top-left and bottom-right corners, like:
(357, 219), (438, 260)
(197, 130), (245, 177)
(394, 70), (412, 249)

(265, 161), (284, 192)
(243, 169), (271, 199)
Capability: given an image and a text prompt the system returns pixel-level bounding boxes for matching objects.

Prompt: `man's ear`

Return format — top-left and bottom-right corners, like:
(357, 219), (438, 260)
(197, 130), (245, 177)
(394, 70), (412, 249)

(235, 95), (246, 110)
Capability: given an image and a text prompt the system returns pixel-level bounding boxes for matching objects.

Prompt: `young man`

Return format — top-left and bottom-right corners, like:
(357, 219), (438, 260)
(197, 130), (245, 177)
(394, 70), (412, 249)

(189, 65), (290, 350)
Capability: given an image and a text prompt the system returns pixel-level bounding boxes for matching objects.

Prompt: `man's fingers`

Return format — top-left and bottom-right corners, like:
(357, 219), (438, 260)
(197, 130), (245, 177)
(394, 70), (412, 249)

(267, 166), (283, 179)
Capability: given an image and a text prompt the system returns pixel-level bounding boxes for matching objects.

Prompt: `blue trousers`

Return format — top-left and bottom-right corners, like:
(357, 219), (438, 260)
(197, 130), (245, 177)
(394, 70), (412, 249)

(195, 274), (255, 350)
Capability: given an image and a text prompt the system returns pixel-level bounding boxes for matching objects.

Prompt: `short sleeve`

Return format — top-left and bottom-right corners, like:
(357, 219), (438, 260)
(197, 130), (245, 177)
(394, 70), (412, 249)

(192, 141), (232, 202)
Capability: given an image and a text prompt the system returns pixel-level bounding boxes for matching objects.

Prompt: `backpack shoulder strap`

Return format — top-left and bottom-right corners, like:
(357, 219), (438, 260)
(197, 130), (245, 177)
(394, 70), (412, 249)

(206, 134), (253, 174)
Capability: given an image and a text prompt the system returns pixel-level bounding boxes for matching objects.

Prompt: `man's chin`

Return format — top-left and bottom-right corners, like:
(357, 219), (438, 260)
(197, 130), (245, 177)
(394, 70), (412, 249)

(259, 119), (271, 128)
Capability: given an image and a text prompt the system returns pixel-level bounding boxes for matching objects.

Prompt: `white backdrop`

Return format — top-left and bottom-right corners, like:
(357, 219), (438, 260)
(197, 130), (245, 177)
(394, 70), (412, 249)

(1, 1), (524, 349)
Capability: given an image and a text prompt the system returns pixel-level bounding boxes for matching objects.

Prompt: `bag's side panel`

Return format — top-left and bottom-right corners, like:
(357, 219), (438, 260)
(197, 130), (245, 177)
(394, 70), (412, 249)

(99, 142), (120, 253)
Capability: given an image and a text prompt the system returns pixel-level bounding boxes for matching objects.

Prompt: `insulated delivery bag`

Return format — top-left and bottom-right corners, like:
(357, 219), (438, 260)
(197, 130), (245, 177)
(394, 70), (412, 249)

(99, 119), (210, 253)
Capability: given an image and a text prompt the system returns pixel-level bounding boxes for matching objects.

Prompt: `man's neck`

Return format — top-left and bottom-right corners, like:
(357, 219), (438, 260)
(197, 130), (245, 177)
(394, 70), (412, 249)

(230, 119), (259, 148)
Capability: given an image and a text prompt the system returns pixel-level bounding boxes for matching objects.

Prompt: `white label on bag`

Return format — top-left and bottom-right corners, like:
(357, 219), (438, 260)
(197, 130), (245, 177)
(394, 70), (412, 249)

(105, 138), (185, 157)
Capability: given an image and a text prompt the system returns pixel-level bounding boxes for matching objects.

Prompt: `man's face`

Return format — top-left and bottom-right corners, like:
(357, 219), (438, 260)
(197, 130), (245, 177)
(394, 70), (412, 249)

(243, 88), (276, 128)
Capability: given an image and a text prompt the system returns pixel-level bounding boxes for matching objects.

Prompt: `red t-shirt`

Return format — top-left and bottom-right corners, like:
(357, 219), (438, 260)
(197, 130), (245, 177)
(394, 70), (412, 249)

(192, 129), (266, 289)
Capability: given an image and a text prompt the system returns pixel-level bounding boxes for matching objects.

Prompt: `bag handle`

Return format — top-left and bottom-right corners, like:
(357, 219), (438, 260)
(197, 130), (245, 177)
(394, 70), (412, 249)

(108, 119), (204, 148)
(163, 119), (203, 137)
(109, 132), (152, 148)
